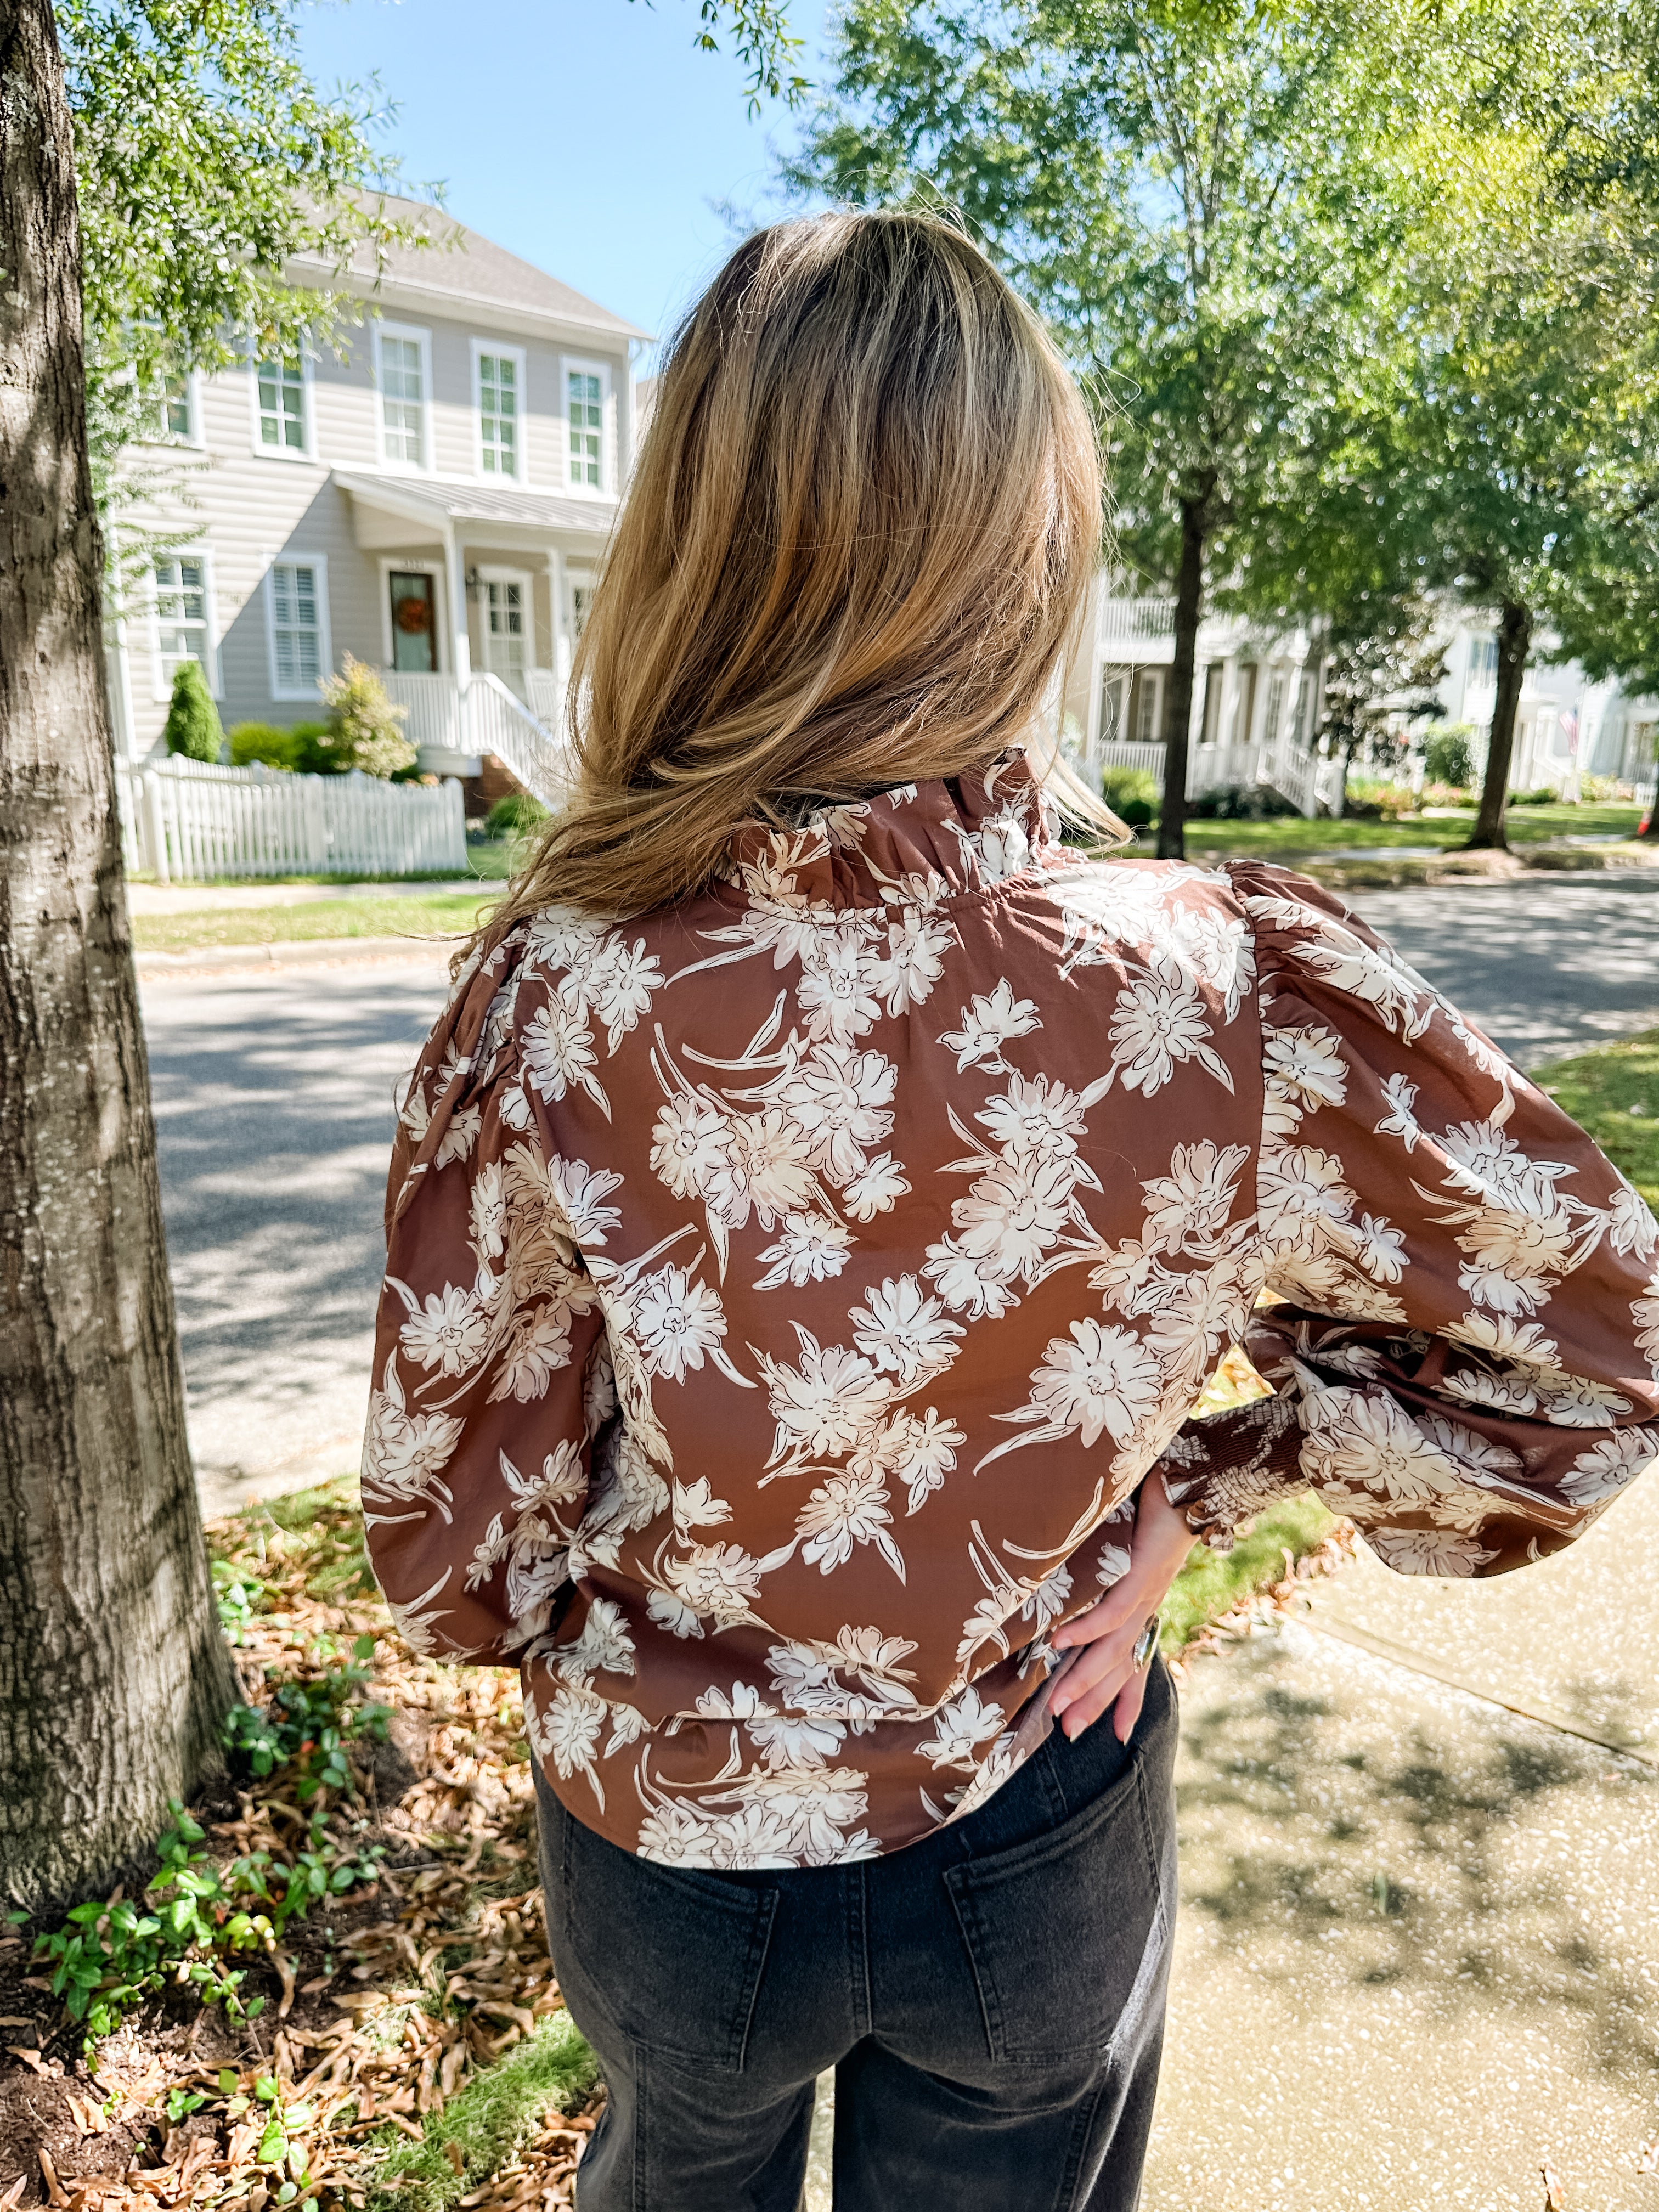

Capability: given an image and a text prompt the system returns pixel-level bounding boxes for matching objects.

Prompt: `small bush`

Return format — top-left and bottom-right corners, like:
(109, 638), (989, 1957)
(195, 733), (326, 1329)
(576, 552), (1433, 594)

(1509, 786), (1558, 806)
(1419, 780), (1472, 808)
(163, 660), (223, 762)
(1186, 782), (1299, 821)
(315, 654), (416, 779)
(229, 721), (303, 771)
(1344, 777), (1419, 822)
(1101, 764), (1160, 812)
(484, 792), (550, 839)
(1423, 723), (1477, 789)
(1579, 774), (1629, 803)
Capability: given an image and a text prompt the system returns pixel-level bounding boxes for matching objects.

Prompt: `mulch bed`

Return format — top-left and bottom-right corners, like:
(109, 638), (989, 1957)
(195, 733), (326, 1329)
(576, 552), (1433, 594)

(0, 1485), (597, 2212)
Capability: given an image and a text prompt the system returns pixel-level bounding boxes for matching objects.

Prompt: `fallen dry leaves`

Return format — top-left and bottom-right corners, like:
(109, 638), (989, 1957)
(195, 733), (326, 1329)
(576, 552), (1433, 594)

(0, 1487), (597, 2212)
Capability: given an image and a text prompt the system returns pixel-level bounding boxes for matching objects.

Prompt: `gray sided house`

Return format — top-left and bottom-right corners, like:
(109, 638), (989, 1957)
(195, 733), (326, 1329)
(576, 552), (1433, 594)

(111, 199), (648, 794)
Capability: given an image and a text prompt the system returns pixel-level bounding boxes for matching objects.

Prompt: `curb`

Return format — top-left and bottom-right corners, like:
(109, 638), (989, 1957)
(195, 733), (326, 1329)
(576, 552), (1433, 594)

(136, 934), (459, 977)
(1297, 846), (1659, 893)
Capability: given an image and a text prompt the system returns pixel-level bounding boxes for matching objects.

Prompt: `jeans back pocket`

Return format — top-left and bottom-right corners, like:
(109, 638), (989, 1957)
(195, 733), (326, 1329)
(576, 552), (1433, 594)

(944, 1749), (1171, 2066)
(556, 1797), (778, 2073)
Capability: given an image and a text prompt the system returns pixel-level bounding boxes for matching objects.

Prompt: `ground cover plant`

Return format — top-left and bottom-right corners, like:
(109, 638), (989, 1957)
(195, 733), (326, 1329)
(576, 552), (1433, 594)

(1175, 799), (1639, 863)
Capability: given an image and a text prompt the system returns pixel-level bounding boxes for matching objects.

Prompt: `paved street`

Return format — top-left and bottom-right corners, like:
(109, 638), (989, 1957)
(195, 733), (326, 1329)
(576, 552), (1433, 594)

(140, 871), (1659, 1510)
(140, 949), (452, 1514)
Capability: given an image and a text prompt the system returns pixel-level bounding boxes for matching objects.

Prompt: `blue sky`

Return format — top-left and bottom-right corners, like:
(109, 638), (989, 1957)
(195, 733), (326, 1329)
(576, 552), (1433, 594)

(297, 0), (834, 354)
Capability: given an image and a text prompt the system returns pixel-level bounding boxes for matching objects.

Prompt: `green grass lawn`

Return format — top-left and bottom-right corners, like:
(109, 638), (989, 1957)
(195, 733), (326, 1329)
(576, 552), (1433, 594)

(1533, 1025), (1659, 1214)
(133, 887), (504, 953)
(1170, 801), (1641, 865)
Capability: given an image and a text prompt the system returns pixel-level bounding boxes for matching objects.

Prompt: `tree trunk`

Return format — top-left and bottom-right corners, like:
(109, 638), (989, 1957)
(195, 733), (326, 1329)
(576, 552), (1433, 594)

(0, 0), (235, 1906)
(1466, 599), (1532, 851)
(1156, 493), (1209, 861)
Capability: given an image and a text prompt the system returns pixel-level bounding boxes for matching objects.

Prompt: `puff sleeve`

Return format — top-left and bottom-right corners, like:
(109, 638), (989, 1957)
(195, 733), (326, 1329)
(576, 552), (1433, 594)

(1157, 864), (1659, 1577)
(360, 933), (610, 1662)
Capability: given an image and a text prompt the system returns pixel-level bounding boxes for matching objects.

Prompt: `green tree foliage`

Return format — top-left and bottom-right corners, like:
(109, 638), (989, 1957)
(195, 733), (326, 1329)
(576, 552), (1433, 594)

(788, 0), (1423, 854)
(161, 657), (222, 761)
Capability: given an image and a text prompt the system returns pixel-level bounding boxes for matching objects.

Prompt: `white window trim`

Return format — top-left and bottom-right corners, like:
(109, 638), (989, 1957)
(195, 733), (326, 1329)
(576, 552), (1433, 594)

(263, 551), (333, 701)
(1132, 670), (1164, 747)
(148, 546), (222, 703)
(560, 353), (614, 497)
(471, 337), (529, 484)
(379, 557), (447, 675)
(246, 341), (316, 462)
(374, 320), (435, 474)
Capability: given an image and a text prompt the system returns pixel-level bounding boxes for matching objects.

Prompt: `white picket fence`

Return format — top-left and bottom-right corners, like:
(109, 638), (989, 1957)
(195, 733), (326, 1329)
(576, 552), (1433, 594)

(117, 755), (468, 884)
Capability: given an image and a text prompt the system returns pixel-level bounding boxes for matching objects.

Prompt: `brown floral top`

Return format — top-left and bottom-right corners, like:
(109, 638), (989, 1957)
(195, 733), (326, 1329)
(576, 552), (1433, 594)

(364, 753), (1659, 1867)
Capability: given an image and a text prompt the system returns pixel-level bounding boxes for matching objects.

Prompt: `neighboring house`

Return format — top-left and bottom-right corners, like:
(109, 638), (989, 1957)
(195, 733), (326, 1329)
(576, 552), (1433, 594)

(1438, 623), (1659, 792)
(1059, 577), (1659, 808)
(110, 197), (650, 792)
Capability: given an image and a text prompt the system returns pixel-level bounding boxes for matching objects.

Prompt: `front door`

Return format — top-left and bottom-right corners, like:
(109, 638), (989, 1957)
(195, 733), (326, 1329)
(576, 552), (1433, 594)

(388, 571), (438, 674)
(479, 568), (532, 697)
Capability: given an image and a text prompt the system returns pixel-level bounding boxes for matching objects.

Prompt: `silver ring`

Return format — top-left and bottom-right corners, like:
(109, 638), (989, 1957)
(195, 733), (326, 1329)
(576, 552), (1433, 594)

(1131, 1614), (1160, 1672)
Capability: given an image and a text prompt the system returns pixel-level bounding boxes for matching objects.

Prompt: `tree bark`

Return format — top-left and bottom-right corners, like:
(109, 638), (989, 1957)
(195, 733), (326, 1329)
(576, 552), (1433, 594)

(1156, 492), (1210, 861)
(0, 0), (235, 1906)
(1466, 599), (1532, 851)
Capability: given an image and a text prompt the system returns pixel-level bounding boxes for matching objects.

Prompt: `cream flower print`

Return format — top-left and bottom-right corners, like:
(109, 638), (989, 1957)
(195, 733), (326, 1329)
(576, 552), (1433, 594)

(365, 771), (1659, 1872)
(1107, 953), (1234, 1097)
(984, 1319), (1163, 1466)
(849, 1276), (966, 1384)
(632, 1264), (727, 1383)
(939, 979), (1041, 1073)
(843, 1152), (910, 1221)
(771, 1043), (896, 1184)
(754, 1213), (854, 1290)
(393, 1281), (492, 1378)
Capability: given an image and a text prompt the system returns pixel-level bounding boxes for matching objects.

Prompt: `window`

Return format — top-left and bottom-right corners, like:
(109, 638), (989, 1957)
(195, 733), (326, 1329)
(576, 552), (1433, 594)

(267, 558), (329, 697)
(377, 328), (429, 467)
(1133, 672), (1163, 745)
(256, 356), (307, 454)
(477, 351), (521, 477)
(1290, 670), (1312, 746)
(1100, 669), (1128, 744)
(567, 368), (603, 488)
(1199, 662), (1224, 746)
(153, 554), (211, 682)
(1468, 636), (1499, 684)
(158, 376), (194, 442)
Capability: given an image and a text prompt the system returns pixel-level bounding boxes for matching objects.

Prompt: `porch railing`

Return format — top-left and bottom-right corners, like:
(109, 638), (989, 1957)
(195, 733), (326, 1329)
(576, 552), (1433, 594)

(381, 672), (571, 807)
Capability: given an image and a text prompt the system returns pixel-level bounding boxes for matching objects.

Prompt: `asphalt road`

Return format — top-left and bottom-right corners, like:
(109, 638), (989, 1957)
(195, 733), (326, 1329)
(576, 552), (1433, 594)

(139, 873), (1659, 1514)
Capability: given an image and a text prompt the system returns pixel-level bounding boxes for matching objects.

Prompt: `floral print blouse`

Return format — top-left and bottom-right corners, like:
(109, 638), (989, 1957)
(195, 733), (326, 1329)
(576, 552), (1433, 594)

(364, 752), (1659, 1868)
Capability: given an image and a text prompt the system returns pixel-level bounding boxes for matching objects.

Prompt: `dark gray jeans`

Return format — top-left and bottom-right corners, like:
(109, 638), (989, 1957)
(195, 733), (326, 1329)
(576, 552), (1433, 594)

(534, 1656), (1178, 2212)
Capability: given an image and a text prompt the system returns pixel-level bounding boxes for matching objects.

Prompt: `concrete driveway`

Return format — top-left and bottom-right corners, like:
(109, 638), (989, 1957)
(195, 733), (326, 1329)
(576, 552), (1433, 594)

(139, 872), (1659, 1512)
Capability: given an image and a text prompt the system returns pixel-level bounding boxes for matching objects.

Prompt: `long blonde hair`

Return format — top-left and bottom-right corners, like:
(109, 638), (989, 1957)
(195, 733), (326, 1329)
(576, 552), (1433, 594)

(492, 208), (1109, 928)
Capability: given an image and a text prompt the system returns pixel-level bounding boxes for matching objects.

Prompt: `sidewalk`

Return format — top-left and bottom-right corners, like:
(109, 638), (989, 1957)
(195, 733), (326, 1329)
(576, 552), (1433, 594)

(1143, 1475), (1659, 2208)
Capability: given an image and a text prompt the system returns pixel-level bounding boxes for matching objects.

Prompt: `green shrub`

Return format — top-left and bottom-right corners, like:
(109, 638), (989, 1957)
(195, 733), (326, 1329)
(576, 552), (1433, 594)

(1344, 777), (1419, 821)
(229, 721), (304, 771)
(315, 654), (416, 778)
(484, 791), (549, 839)
(1509, 786), (1558, 805)
(1186, 782), (1299, 820)
(1422, 723), (1476, 789)
(1101, 764), (1160, 812)
(163, 659), (223, 762)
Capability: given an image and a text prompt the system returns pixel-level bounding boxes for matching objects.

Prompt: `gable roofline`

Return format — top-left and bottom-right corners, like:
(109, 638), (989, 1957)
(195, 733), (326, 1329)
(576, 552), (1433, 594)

(292, 195), (652, 346)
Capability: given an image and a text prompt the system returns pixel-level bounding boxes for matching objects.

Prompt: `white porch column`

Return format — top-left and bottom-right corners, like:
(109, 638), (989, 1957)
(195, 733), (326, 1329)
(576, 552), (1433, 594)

(1081, 575), (1105, 769)
(442, 523), (472, 689)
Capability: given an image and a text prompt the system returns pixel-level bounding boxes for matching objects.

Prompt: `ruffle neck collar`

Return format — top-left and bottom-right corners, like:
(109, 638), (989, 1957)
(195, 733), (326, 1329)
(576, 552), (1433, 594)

(719, 749), (1058, 912)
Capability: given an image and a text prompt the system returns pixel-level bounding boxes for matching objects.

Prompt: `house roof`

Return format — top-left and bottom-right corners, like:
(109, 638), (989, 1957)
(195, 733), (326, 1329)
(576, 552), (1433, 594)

(323, 195), (650, 343)
(334, 469), (618, 540)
